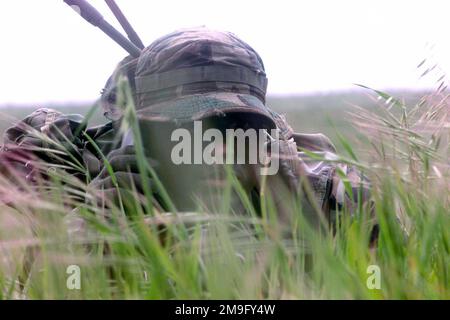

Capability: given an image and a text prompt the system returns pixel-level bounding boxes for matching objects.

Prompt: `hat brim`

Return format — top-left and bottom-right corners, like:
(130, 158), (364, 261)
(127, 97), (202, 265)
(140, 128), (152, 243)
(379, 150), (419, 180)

(136, 92), (276, 127)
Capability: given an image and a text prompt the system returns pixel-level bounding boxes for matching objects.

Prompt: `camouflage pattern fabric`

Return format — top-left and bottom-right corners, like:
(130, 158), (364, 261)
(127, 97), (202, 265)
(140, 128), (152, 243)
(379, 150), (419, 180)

(134, 27), (271, 124)
(135, 92), (275, 126)
(1, 108), (118, 181)
(100, 55), (139, 121)
(128, 27), (373, 227)
(2, 109), (90, 179)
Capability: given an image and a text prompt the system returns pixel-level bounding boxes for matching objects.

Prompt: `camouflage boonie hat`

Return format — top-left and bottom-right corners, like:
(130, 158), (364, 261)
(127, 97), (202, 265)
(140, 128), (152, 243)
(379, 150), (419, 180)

(134, 26), (275, 126)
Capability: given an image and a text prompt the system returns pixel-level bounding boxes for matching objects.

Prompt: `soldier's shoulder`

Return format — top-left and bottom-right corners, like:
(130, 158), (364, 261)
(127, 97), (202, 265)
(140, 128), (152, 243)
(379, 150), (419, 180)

(268, 110), (336, 153)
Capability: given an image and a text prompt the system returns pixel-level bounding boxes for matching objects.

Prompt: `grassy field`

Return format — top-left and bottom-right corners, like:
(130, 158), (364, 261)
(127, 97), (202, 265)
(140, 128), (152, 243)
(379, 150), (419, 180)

(0, 88), (448, 300)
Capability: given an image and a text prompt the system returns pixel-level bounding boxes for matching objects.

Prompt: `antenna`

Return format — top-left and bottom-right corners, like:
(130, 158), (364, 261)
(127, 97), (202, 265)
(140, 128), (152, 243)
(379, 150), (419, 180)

(104, 0), (145, 49)
(63, 0), (141, 57)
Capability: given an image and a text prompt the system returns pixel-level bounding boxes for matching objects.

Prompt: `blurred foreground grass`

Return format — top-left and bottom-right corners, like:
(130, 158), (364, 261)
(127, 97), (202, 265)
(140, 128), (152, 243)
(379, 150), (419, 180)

(0, 88), (448, 300)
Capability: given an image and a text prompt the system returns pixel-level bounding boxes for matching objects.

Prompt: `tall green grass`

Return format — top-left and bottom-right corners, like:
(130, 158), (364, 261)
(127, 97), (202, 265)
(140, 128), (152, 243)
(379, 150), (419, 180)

(0, 83), (448, 299)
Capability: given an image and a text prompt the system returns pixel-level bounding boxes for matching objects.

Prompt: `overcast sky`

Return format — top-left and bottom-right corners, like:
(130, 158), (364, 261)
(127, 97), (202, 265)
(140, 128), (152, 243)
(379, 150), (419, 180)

(0, 0), (449, 105)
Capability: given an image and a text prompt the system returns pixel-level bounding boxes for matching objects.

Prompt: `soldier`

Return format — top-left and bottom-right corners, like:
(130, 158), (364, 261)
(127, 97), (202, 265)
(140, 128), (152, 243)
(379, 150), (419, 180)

(0, 27), (375, 241)
(142, 28), (374, 231)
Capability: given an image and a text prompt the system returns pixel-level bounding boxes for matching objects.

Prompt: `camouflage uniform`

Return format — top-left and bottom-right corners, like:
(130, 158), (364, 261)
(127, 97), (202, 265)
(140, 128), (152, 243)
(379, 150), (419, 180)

(0, 27), (373, 234)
